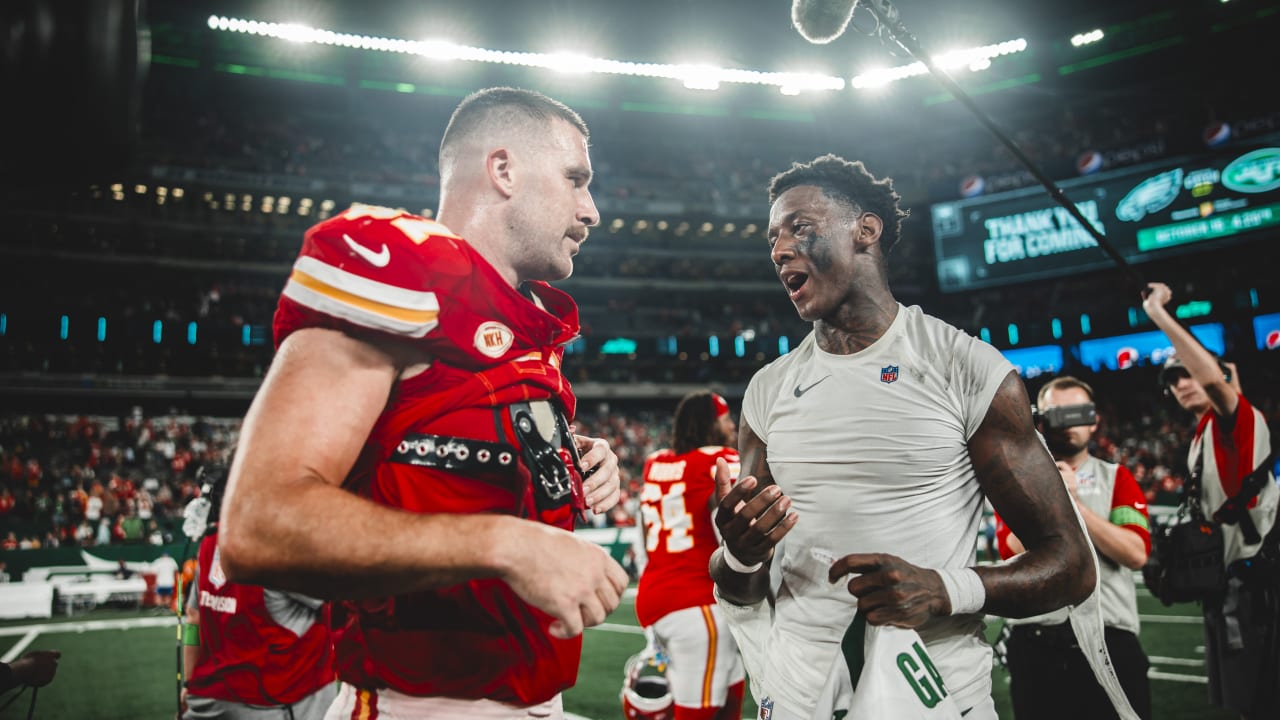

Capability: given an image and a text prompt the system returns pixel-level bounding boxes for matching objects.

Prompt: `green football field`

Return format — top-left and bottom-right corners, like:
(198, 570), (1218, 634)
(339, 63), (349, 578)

(0, 584), (1236, 720)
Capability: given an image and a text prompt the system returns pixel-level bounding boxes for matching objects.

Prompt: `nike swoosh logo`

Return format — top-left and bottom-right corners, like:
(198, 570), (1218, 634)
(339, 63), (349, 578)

(343, 234), (391, 267)
(794, 375), (831, 398)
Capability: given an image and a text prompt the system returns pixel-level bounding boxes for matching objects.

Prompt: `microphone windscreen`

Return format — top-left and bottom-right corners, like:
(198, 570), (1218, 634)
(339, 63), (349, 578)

(791, 0), (859, 44)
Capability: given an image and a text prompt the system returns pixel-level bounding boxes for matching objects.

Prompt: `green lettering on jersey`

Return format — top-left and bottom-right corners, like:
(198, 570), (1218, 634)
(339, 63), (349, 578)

(897, 644), (946, 709)
(914, 641), (948, 698)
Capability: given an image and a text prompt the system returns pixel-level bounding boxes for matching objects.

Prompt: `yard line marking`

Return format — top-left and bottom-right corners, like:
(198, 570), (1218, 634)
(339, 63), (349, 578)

(1148, 655), (1204, 667)
(0, 630), (39, 663)
(589, 622), (645, 635)
(1148, 670), (1207, 684)
(0, 616), (175, 638)
(1138, 614), (1202, 624)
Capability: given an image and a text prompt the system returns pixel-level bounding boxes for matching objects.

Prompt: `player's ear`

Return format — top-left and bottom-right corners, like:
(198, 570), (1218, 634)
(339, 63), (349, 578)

(486, 148), (515, 198)
(854, 211), (883, 249)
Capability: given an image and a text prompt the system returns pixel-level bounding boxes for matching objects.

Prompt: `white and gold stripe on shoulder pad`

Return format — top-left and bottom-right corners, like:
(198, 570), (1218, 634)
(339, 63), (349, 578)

(283, 255), (439, 338)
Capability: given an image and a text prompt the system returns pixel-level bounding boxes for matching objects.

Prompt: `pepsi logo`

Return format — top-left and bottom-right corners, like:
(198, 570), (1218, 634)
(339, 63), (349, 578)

(1077, 150), (1103, 175)
(960, 175), (985, 198)
(1267, 329), (1280, 350)
(1116, 346), (1139, 370)
(1203, 121), (1232, 148)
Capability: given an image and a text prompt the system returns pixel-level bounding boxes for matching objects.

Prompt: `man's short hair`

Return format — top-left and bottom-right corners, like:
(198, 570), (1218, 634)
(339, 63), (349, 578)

(767, 154), (910, 248)
(439, 87), (589, 169)
(1037, 375), (1095, 408)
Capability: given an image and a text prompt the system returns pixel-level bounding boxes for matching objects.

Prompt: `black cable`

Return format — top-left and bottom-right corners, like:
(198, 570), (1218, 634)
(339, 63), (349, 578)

(26, 686), (37, 720)
(863, 0), (1147, 294)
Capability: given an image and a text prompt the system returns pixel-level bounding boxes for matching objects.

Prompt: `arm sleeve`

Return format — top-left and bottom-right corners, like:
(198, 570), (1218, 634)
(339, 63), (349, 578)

(1109, 465), (1152, 554)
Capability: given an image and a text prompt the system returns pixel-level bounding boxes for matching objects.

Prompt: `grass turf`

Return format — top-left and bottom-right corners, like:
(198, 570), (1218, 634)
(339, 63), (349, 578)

(0, 586), (1238, 719)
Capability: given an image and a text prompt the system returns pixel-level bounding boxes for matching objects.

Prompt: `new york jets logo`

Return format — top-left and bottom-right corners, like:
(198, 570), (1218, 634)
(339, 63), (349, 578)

(1222, 147), (1280, 193)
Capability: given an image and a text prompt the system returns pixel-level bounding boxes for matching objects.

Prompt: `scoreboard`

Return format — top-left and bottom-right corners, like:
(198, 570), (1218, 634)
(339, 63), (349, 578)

(930, 143), (1280, 292)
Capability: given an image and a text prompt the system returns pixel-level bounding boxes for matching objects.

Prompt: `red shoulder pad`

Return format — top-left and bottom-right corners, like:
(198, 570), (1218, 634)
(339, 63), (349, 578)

(276, 205), (467, 344)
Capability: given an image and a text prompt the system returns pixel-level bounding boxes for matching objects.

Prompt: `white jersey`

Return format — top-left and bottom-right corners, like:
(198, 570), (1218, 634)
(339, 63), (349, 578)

(736, 304), (1012, 716)
(718, 588), (963, 720)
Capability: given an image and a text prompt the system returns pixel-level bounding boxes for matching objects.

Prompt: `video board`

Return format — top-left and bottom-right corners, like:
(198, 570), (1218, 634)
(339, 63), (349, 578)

(1076, 323), (1225, 372)
(931, 145), (1280, 291)
(999, 345), (1065, 379)
(1253, 312), (1280, 350)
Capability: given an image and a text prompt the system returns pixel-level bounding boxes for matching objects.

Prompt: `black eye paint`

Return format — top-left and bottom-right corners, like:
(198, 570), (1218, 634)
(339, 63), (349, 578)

(803, 232), (834, 273)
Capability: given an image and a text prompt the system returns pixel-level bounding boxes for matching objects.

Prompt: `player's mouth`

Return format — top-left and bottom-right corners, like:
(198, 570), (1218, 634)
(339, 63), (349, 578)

(781, 270), (809, 299)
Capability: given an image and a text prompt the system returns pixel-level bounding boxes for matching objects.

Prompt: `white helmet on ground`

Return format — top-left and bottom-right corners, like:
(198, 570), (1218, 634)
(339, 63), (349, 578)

(620, 649), (673, 720)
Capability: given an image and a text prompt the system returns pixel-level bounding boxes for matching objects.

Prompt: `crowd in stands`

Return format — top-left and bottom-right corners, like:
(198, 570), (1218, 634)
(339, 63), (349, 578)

(0, 413), (236, 555)
(132, 68), (1280, 213)
(4, 360), (1277, 560)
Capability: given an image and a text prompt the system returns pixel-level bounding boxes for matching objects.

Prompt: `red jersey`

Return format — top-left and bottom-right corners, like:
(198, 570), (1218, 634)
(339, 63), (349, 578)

(635, 446), (739, 627)
(187, 534), (334, 705)
(273, 205), (584, 705)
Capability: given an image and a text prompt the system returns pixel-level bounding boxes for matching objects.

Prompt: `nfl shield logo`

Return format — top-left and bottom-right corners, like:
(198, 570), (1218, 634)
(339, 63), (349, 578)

(881, 365), (899, 384)
(758, 697), (773, 720)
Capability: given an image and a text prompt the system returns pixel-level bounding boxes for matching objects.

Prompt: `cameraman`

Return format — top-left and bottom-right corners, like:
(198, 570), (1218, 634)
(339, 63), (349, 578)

(995, 376), (1152, 720)
(1144, 282), (1279, 719)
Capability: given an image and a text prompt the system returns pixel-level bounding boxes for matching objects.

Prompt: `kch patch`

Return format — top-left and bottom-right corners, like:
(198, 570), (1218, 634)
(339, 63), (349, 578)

(474, 321), (515, 358)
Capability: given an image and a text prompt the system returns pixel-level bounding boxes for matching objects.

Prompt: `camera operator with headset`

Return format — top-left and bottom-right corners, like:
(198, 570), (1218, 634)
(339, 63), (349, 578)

(1142, 281), (1279, 719)
(178, 455), (336, 719)
(994, 376), (1153, 720)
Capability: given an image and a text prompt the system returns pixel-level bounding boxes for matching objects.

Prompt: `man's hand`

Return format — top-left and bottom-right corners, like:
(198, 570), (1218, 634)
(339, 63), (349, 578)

(575, 435), (621, 514)
(713, 457), (797, 567)
(828, 554), (947, 628)
(500, 523), (629, 639)
(9, 650), (60, 687)
(1142, 282), (1172, 316)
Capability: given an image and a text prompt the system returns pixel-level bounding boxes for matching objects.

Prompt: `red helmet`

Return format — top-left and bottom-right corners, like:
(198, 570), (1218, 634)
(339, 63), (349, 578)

(620, 651), (674, 720)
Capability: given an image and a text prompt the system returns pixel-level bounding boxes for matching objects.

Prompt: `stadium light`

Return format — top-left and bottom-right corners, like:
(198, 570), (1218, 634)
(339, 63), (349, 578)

(206, 15), (846, 93)
(851, 38), (1028, 90)
(1071, 29), (1104, 47)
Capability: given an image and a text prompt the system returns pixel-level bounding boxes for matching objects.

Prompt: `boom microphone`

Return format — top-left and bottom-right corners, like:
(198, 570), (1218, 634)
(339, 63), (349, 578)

(791, 0), (859, 44)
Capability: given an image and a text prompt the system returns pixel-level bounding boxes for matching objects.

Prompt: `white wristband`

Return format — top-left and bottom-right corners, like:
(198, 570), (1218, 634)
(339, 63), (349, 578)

(721, 546), (763, 574)
(936, 568), (986, 615)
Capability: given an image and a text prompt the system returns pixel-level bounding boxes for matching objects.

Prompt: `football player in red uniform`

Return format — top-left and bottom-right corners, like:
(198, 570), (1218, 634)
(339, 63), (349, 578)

(180, 459), (336, 720)
(635, 391), (746, 720)
(218, 87), (628, 718)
